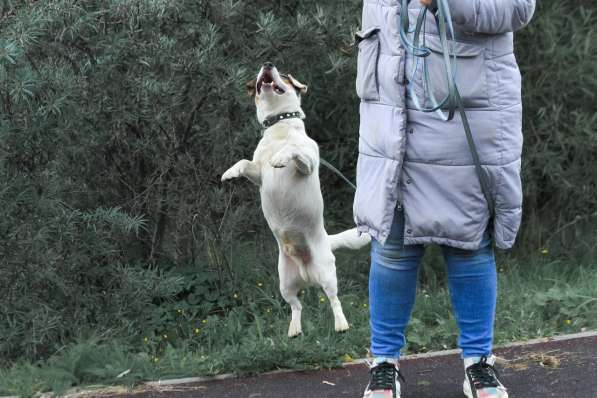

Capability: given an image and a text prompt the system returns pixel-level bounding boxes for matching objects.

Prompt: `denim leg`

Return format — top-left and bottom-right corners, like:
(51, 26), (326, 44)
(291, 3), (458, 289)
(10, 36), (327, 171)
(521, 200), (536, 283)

(369, 210), (425, 359)
(441, 234), (497, 358)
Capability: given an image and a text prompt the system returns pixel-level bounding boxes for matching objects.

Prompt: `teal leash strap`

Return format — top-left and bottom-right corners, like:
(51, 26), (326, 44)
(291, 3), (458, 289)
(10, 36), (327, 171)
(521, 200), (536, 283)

(455, 88), (496, 217)
(402, 0), (458, 118)
(320, 158), (357, 191)
(399, 0), (495, 219)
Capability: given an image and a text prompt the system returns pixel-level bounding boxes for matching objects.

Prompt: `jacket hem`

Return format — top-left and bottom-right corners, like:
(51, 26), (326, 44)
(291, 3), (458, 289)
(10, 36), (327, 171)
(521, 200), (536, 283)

(494, 239), (515, 250)
(403, 236), (483, 251)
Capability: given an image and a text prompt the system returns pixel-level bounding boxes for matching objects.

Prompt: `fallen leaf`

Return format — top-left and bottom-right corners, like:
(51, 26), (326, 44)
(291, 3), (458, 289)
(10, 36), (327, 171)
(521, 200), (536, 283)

(341, 354), (353, 363)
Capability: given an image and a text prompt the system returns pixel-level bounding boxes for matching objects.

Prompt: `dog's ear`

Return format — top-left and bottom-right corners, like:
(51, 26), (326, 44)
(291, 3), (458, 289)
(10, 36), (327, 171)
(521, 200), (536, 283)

(287, 74), (308, 96)
(246, 78), (256, 97)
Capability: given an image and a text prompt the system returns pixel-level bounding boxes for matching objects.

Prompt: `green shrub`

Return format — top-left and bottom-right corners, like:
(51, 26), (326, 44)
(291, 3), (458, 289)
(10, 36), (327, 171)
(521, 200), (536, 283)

(515, 2), (597, 253)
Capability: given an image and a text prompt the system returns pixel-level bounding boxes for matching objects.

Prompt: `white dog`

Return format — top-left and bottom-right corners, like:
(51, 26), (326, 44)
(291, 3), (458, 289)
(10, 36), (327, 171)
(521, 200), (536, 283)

(221, 62), (370, 337)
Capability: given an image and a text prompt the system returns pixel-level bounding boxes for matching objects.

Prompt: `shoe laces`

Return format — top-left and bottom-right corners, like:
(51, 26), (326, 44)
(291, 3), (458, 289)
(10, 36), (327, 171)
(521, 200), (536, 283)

(368, 362), (406, 391)
(466, 356), (501, 390)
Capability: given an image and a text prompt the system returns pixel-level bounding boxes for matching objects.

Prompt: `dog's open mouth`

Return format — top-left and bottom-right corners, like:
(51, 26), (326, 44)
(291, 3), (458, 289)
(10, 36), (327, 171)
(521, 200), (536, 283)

(257, 69), (286, 95)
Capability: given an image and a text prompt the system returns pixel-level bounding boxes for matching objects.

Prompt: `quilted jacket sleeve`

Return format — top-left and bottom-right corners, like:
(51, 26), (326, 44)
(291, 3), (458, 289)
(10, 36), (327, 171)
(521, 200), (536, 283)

(449, 0), (536, 34)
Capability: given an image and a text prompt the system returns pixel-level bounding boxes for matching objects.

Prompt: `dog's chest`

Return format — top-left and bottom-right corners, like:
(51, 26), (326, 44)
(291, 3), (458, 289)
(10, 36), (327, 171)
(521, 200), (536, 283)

(253, 133), (290, 163)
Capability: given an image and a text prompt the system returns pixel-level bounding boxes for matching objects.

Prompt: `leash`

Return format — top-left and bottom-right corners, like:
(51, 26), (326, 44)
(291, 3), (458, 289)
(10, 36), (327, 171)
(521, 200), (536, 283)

(320, 158), (357, 190)
(399, 0), (495, 218)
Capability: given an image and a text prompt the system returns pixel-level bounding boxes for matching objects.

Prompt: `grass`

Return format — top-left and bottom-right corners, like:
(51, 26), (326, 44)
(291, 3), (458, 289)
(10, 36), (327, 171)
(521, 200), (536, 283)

(1, 242), (596, 396)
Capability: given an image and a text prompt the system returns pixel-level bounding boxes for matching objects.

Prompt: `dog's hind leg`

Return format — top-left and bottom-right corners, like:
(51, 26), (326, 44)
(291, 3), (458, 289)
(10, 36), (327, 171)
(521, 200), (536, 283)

(323, 280), (349, 333)
(278, 251), (303, 337)
(315, 252), (349, 333)
(322, 262), (348, 332)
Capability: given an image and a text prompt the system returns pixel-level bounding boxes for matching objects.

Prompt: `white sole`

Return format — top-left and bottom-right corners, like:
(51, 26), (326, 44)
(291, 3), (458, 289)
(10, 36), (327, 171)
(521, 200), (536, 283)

(364, 391), (400, 398)
(463, 380), (473, 398)
(463, 379), (509, 398)
(363, 384), (401, 398)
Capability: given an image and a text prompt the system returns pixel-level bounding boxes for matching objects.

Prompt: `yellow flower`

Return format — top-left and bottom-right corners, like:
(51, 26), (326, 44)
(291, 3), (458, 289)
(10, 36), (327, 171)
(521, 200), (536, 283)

(363, 303), (368, 308)
(341, 354), (353, 363)
(201, 319), (207, 324)
(153, 357), (159, 363)
(320, 297), (326, 303)
(143, 336), (148, 343)
(565, 319), (572, 325)
(177, 309), (183, 314)
(541, 248), (549, 255)
(257, 282), (263, 287)
(163, 334), (168, 339)
(194, 328), (201, 334)
(233, 293), (239, 299)
(266, 308), (271, 313)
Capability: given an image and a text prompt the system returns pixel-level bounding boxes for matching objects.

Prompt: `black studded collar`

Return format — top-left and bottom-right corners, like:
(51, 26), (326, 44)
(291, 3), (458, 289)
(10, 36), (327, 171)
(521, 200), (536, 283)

(261, 111), (303, 129)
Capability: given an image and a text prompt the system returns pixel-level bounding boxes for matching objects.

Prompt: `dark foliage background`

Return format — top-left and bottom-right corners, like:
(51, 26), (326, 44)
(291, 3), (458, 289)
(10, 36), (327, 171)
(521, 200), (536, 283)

(0, 0), (595, 366)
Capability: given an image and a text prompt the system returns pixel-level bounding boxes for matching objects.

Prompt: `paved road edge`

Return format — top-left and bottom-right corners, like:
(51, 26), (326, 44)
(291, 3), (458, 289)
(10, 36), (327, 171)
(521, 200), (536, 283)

(4, 330), (596, 398)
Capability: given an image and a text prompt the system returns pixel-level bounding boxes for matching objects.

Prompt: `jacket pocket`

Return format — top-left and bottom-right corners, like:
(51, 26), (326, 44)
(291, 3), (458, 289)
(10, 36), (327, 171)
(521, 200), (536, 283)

(418, 36), (490, 109)
(355, 27), (381, 102)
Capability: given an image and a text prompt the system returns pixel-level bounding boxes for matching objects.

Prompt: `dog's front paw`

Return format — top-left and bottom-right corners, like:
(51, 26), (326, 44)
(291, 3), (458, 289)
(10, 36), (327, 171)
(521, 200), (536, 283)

(269, 151), (294, 168)
(221, 160), (247, 181)
(221, 166), (240, 181)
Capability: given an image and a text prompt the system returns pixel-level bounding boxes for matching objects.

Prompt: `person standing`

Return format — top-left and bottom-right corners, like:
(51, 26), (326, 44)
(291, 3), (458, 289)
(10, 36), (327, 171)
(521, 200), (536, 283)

(353, 0), (536, 397)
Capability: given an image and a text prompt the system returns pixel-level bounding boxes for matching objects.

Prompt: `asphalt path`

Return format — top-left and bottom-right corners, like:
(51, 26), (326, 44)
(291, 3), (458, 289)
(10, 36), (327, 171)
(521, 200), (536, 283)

(99, 334), (597, 398)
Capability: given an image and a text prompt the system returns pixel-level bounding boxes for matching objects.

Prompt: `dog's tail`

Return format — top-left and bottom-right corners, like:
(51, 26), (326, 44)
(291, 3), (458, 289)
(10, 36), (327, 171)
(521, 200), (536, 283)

(328, 228), (371, 251)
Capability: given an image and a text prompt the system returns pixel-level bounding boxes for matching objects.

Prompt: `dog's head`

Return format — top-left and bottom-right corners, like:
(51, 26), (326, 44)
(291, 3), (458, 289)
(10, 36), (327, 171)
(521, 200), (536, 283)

(246, 62), (308, 125)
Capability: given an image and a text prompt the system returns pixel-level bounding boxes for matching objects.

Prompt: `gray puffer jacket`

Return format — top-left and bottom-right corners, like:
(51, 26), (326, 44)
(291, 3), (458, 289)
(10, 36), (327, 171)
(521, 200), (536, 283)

(353, 0), (536, 250)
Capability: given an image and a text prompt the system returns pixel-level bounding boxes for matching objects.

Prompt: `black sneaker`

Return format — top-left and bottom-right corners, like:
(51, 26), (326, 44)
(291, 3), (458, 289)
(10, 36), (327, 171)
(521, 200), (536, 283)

(363, 361), (405, 398)
(463, 355), (508, 398)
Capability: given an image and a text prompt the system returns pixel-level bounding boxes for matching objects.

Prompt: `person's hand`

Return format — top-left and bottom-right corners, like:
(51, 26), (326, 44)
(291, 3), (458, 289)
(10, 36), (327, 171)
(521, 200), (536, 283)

(419, 0), (433, 6)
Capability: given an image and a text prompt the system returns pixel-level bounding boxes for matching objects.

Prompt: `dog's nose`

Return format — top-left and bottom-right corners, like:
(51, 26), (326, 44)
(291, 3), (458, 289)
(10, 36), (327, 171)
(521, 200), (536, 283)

(263, 62), (274, 70)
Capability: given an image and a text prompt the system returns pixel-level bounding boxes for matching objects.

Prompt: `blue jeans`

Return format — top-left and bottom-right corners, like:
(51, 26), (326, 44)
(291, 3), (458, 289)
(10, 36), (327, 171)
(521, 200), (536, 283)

(369, 209), (497, 360)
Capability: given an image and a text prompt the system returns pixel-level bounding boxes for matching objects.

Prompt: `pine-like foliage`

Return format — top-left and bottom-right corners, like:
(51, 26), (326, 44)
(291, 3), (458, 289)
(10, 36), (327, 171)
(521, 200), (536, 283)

(0, 0), (595, 365)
